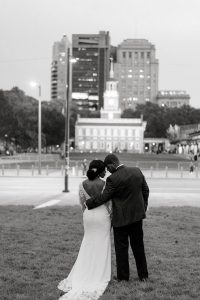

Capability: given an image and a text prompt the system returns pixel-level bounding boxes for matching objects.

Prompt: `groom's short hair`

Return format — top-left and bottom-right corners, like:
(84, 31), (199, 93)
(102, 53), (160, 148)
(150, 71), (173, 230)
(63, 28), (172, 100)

(104, 154), (120, 166)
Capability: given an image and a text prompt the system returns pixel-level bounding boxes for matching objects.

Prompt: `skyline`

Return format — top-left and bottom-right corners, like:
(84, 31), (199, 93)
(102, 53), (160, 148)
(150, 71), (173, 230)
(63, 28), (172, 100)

(0, 0), (200, 107)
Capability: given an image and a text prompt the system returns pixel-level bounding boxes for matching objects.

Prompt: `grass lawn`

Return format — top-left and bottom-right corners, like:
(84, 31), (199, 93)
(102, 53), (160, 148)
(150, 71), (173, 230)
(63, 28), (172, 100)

(1, 205), (200, 300)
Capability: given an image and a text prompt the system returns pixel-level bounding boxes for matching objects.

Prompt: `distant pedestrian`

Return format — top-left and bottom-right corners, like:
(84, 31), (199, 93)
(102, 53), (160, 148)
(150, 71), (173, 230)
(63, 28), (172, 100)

(189, 160), (194, 173)
(81, 159), (88, 176)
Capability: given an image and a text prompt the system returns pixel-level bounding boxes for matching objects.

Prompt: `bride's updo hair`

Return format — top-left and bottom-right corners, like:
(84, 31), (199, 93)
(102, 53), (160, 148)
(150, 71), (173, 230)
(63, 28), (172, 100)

(86, 160), (105, 180)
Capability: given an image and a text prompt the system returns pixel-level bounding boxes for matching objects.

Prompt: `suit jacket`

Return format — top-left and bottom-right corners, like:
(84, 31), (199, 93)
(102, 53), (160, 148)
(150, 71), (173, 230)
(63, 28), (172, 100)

(86, 165), (149, 227)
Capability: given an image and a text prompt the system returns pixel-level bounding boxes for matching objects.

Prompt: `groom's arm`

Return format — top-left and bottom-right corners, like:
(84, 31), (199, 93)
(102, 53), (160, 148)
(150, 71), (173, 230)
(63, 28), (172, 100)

(85, 177), (115, 209)
(142, 175), (149, 212)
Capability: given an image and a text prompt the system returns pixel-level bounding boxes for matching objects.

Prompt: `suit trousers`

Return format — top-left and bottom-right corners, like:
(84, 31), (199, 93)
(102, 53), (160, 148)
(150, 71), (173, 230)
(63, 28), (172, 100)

(113, 220), (148, 281)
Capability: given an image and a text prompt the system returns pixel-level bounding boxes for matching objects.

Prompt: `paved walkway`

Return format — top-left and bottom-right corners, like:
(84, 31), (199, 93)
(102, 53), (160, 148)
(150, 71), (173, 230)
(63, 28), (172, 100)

(0, 175), (200, 208)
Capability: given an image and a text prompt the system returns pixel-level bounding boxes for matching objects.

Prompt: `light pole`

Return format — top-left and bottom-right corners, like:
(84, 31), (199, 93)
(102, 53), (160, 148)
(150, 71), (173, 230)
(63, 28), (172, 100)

(63, 48), (77, 192)
(4, 134), (8, 155)
(30, 81), (42, 175)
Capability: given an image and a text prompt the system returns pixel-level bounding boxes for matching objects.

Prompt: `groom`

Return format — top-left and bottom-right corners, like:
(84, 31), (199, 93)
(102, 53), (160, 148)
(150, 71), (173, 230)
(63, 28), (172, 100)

(85, 154), (149, 282)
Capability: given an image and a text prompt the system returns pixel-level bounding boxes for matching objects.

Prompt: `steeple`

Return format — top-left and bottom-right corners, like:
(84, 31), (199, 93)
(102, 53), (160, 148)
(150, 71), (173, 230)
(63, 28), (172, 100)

(100, 57), (121, 119)
(110, 57), (114, 79)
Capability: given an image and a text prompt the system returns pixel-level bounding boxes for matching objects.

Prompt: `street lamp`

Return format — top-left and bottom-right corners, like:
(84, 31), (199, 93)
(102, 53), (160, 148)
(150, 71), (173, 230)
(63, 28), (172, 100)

(63, 48), (77, 192)
(30, 81), (42, 175)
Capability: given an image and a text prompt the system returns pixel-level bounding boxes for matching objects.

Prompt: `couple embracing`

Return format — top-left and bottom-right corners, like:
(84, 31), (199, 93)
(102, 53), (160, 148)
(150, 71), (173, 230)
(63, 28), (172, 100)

(58, 154), (149, 300)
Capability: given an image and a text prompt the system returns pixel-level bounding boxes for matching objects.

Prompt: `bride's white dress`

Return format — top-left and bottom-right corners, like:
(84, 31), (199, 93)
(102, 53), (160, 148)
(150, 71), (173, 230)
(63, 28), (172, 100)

(58, 181), (111, 300)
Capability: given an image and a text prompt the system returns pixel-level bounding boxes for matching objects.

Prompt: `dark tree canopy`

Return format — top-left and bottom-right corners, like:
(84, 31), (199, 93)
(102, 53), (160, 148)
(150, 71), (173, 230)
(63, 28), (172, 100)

(122, 102), (200, 138)
(0, 88), (69, 150)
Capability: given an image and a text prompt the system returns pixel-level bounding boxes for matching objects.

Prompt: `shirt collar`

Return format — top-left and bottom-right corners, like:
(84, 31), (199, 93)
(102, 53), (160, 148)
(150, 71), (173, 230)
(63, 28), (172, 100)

(116, 164), (124, 169)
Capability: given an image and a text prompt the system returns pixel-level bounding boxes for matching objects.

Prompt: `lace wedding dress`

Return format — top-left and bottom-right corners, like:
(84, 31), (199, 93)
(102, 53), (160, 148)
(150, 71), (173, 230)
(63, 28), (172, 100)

(58, 180), (111, 300)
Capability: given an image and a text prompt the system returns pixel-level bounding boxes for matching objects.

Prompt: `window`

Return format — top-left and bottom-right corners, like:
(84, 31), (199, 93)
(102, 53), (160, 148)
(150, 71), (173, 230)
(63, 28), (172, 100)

(141, 52), (144, 59)
(147, 52), (151, 59)
(122, 52), (126, 58)
(86, 128), (90, 135)
(79, 141), (85, 149)
(85, 141), (90, 150)
(100, 141), (105, 150)
(93, 128), (98, 136)
(135, 143), (139, 149)
(129, 52), (132, 58)
(92, 141), (97, 149)
(120, 129), (125, 136)
(106, 128), (112, 136)
(100, 128), (104, 136)
(128, 129), (132, 137)
(113, 128), (118, 136)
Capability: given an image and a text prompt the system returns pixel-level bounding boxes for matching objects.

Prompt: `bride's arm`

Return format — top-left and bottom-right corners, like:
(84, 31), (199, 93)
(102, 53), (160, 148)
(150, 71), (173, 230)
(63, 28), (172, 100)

(79, 184), (86, 212)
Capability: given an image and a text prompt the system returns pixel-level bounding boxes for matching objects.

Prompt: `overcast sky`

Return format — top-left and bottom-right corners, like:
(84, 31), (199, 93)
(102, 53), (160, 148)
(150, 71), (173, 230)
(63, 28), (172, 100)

(0, 0), (200, 107)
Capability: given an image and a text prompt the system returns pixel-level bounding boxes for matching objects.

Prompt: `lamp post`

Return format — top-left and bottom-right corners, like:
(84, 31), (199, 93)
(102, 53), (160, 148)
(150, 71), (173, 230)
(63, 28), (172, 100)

(63, 48), (77, 192)
(30, 81), (42, 175)
(4, 134), (8, 155)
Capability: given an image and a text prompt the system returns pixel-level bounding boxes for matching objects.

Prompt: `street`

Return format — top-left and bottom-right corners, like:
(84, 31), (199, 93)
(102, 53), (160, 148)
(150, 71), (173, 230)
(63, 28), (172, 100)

(0, 176), (200, 208)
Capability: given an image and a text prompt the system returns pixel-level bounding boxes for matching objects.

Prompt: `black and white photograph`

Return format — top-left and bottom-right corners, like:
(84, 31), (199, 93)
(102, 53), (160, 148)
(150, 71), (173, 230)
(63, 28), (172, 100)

(0, 0), (200, 299)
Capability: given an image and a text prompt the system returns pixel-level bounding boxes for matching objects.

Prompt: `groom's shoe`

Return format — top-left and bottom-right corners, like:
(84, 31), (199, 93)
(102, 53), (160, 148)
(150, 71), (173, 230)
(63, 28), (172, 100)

(139, 277), (148, 282)
(113, 276), (129, 282)
(59, 291), (65, 297)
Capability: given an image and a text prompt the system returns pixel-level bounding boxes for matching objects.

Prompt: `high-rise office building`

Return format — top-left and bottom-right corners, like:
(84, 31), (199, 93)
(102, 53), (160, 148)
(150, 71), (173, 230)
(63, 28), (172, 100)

(51, 35), (70, 101)
(72, 31), (110, 114)
(157, 90), (190, 108)
(114, 39), (159, 110)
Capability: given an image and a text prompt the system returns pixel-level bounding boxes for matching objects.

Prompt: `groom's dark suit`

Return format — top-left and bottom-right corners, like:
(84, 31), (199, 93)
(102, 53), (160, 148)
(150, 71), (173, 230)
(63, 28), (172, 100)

(86, 165), (149, 281)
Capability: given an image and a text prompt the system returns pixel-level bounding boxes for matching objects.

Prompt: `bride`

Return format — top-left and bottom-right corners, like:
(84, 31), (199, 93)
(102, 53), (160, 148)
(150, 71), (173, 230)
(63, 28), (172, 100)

(58, 160), (112, 300)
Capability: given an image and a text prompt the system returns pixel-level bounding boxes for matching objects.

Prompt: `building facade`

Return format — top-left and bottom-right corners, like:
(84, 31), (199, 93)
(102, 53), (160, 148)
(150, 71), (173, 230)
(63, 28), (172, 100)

(50, 35), (71, 101)
(114, 39), (159, 110)
(156, 90), (190, 108)
(176, 124), (200, 155)
(72, 31), (110, 114)
(75, 62), (146, 153)
(144, 138), (170, 153)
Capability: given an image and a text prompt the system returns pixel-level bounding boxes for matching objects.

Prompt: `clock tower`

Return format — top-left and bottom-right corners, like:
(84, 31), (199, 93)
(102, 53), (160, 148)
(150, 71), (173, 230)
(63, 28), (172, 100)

(101, 58), (121, 119)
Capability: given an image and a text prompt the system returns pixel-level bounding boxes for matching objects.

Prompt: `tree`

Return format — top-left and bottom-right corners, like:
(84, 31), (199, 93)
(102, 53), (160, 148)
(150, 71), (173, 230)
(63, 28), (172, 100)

(0, 89), (17, 139)
(166, 124), (180, 142)
(122, 103), (200, 138)
(42, 103), (65, 148)
(2, 88), (66, 150)
(122, 103), (169, 137)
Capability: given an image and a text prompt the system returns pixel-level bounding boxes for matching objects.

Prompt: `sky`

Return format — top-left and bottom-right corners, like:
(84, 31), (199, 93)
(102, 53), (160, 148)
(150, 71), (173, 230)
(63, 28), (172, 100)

(0, 0), (200, 107)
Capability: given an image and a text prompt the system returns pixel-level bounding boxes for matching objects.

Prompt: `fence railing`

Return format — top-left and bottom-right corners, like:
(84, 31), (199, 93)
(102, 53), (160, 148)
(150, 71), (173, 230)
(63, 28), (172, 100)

(0, 161), (199, 178)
